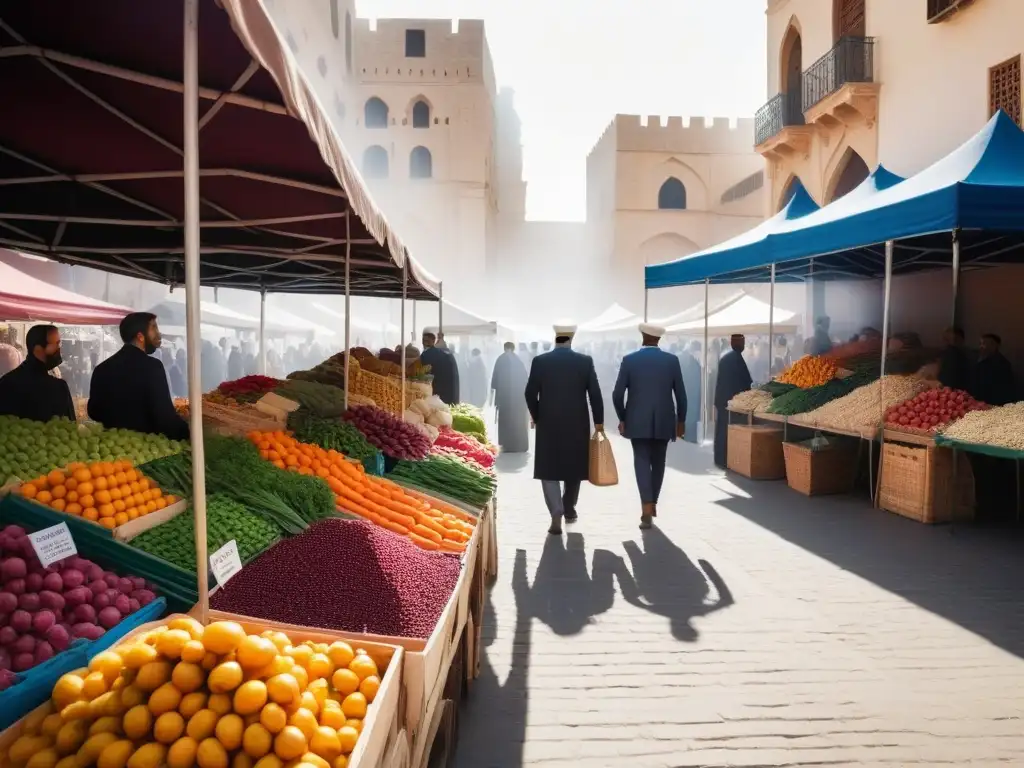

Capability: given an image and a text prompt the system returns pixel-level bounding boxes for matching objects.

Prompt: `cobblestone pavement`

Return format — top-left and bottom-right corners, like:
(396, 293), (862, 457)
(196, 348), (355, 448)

(454, 433), (1024, 767)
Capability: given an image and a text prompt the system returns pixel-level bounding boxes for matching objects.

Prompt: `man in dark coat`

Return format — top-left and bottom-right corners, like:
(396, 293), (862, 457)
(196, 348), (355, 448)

(938, 326), (971, 391)
(613, 324), (687, 529)
(525, 324), (604, 535)
(420, 330), (460, 405)
(973, 333), (1015, 406)
(490, 342), (529, 453)
(88, 312), (190, 440)
(713, 334), (753, 469)
(0, 324), (75, 423)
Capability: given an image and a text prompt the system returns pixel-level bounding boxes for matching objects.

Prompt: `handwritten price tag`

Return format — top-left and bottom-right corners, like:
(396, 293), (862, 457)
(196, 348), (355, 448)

(210, 540), (243, 586)
(28, 523), (78, 568)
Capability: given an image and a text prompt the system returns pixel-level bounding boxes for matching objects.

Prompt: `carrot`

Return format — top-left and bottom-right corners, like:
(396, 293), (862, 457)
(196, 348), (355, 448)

(412, 513), (449, 537)
(408, 531), (440, 550)
(443, 530), (470, 544)
(379, 519), (410, 535)
(412, 524), (442, 543)
(439, 540), (465, 553)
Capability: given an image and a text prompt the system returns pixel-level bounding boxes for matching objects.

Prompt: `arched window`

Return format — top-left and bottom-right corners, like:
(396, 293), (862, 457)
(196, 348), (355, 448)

(828, 150), (869, 203)
(410, 147), (432, 179)
(362, 146), (389, 179)
(345, 13), (352, 74)
(657, 177), (687, 210)
(364, 97), (388, 128)
(411, 100), (430, 129)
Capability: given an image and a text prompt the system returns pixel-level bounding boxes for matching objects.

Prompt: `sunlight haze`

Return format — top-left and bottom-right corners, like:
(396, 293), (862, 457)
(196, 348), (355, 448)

(357, 0), (767, 221)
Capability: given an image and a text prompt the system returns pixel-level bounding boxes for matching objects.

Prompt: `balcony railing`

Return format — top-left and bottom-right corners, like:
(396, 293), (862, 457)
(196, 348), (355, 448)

(928, 0), (975, 23)
(802, 36), (875, 113)
(754, 90), (804, 146)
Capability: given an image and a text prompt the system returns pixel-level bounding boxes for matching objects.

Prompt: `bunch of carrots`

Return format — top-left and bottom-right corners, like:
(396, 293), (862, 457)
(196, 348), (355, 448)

(246, 430), (475, 553)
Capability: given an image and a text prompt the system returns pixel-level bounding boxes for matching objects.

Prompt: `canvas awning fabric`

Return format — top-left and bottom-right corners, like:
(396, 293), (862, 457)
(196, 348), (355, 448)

(0, 0), (439, 299)
(0, 256), (132, 324)
(666, 293), (798, 336)
(644, 180), (820, 289)
(579, 303), (639, 332)
(417, 300), (498, 336)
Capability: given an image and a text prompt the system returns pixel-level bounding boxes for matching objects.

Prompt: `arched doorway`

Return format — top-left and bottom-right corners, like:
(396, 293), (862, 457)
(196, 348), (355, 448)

(828, 150), (869, 203)
(780, 24), (803, 119)
(833, 0), (866, 41)
(779, 176), (802, 212)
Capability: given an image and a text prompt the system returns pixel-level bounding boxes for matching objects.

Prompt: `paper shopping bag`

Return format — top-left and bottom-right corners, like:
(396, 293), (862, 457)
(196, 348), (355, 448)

(588, 430), (619, 486)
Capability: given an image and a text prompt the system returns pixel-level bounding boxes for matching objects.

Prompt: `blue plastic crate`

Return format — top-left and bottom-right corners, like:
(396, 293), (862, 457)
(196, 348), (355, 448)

(361, 451), (385, 476)
(0, 597), (167, 729)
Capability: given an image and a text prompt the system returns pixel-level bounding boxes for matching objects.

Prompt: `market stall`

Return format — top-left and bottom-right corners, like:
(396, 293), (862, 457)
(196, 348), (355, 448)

(0, 257), (132, 326)
(0, 1), (494, 764)
(645, 110), (1024, 526)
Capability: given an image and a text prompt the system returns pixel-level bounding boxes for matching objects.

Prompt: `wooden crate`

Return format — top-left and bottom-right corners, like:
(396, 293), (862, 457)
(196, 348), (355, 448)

(0, 614), (404, 768)
(783, 441), (856, 496)
(727, 424), (786, 480)
(878, 442), (975, 524)
(204, 518), (480, 753)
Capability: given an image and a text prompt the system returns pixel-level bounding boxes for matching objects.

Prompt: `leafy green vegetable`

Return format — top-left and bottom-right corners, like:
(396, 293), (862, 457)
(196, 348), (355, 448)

(288, 412), (378, 461)
(389, 454), (495, 507)
(451, 404), (487, 439)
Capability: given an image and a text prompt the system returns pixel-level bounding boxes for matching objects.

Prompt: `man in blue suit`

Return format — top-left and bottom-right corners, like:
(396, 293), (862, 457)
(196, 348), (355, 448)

(612, 323), (687, 529)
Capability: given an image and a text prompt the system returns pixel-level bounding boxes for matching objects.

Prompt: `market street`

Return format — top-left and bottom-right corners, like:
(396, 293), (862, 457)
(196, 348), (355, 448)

(455, 432), (1024, 767)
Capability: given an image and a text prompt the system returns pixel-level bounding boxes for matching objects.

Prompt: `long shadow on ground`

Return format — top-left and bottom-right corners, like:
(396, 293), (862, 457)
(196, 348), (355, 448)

(717, 474), (1024, 659)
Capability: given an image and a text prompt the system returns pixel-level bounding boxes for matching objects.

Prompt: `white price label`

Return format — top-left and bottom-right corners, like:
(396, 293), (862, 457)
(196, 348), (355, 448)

(210, 540), (243, 586)
(28, 523), (78, 568)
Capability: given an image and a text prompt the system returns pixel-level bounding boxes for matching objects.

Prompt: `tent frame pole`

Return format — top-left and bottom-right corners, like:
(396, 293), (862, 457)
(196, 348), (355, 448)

(258, 287), (266, 375)
(951, 229), (961, 326)
(438, 281), (444, 340)
(702, 278), (710, 444)
(768, 264), (776, 379)
(400, 261), (407, 420)
(643, 289), (649, 322)
(874, 240), (895, 508)
(182, 0), (209, 624)
(343, 210), (351, 411)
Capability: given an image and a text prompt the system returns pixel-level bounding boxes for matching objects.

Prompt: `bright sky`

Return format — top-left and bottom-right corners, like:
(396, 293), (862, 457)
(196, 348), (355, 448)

(357, 0), (767, 221)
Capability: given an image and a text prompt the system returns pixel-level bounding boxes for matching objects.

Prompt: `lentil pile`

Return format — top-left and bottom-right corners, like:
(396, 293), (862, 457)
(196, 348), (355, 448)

(210, 518), (462, 639)
(801, 375), (932, 433)
(728, 389), (773, 413)
(941, 403), (1024, 451)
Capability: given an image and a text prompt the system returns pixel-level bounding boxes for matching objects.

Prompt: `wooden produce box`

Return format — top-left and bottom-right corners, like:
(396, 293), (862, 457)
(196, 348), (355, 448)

(783, 441), (856, 496)
(878, 442), (975, 524)
(727, 424), (786, 480)
(204, 517), (481, 761)
(0, 614), (404, 768)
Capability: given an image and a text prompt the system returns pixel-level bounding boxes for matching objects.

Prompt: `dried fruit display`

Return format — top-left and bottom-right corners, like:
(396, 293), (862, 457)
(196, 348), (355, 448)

(777, 355), (838, 388)
(727, 389), (773, 413)
(801, 375), (933, 433)
(941, 403), (1024, 450)
(211, 519), (462, 639)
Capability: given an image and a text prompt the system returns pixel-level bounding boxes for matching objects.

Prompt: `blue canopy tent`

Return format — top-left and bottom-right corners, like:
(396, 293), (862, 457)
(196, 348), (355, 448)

(645, 180), (819, 289)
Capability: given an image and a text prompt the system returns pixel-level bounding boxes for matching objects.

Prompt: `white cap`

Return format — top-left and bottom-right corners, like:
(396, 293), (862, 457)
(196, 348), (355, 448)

(639, 323), (666, 337)
(553, 323), (578, 336)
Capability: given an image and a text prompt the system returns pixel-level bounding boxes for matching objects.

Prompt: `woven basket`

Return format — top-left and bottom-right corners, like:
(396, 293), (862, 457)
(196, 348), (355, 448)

(783, 441), (855, 496)
(878, 442), (975, 523)
(351, 369), (404, 414)
(200, 400), (285, 436)
(727, 424), (785, 480)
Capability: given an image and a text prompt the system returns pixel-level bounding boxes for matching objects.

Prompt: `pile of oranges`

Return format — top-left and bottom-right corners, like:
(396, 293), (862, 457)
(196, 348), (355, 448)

(777, 355), (838, 389)
(4, 619), (382, 768)
(17, 461), (179, 530)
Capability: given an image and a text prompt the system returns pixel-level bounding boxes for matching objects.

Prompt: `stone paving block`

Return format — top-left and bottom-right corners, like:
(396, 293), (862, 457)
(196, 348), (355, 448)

(454, 434), (1024, 767)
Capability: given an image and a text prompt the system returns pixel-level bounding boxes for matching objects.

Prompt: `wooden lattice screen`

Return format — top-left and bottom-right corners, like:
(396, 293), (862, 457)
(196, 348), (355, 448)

(990, 56), (1022, 127)
(836, 0), (866, 38)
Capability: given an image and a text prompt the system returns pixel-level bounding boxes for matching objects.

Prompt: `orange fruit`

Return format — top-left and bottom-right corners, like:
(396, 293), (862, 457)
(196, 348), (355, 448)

(47, 469), (66, 486)
(51, 484), (67, 499)
(19, 483), (37, 499)
(236, 637), (277, 671)
(113, 513), (128, 526)
(83, 508), (99, 522)
(259, 703), (287, 734)
(343, 719), (361, 733)
(357, 676), (379, 703)
(99, 517), (116, 530)
(109, 487), (123, 502)
(215, 713), (244, 751)
(95, 490), (111, 505)
(330, 670), (359, 697)
(287, 708), (317, 741)
(336, 726), (358, 755)
(94, 476), (108, 491)
(340, 694), (365, 720)
(242, 724), (273, 759)
(35, 490), (53, 505)
(208, 662), (243, 694)
(66, 490), (79, 502)
(207, 693), (232, 716)
(79, 494), (95, 509)
(273, 726), (307, 760)
(266, 675), (299, 706)
(51, 499), (67, 513)
(196, 737), (228, 768)
(233, 681), (268, 715)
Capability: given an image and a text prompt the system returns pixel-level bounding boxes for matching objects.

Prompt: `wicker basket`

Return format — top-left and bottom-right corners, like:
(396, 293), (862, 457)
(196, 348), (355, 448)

(200, 400), (285, 436)
(727, 424), (785, 480)
(351, 369), (404, 414)
(783, 441), (856, 496)
(878, 442), (975, 523)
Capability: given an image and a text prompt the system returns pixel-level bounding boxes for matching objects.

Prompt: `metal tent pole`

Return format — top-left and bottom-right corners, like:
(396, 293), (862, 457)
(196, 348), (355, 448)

(411, 301), (417, 344)
(874, 240), (894, 507)
(343, 210), (351, 411)
(643, 289), (649, 322)
(182, 0), (209, 623)
(702, 278), (710, 444)
(768, 263), (776, 378)
(438, 281), (444, 339)
(400, 262), (408, 419)
(951, 229), (961, 326)
(259, 288), (267, 375)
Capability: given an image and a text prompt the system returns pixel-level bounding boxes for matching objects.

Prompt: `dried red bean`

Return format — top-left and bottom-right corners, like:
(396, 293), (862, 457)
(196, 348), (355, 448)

(210, 519), (461, 639)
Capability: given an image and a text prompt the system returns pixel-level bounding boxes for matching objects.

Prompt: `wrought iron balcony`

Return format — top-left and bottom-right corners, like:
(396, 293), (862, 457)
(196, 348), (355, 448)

(754, 90), (804, 147)
(803, 36), (875, 113)
(927, 0), (976, 23)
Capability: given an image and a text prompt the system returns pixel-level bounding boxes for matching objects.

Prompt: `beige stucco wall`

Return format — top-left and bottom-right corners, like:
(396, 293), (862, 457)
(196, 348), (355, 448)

(588, 115), (765, 310)
(764, 0), (1024, 212)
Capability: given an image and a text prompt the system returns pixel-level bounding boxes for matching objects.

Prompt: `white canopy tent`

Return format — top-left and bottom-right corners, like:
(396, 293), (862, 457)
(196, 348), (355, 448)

(667, 293), (799, 336)
(415, 299), (498, 336)
(579, 303), (640, 332)
(310, 302), (399, 336)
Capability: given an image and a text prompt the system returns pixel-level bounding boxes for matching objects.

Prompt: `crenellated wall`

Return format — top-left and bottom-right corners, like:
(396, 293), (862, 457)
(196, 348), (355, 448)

(612, 115), (757, 155)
